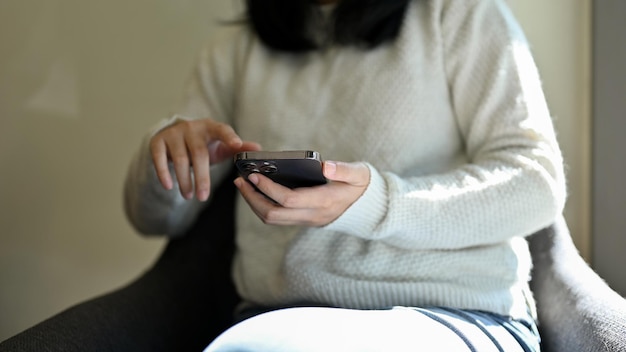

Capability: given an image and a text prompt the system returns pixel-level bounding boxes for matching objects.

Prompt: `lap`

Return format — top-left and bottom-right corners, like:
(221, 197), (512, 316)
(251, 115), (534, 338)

(204, 306), (539, 352)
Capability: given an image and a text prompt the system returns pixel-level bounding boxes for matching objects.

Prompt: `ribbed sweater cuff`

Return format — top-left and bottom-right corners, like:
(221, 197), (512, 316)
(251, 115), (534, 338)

(324, 164), (388, 239)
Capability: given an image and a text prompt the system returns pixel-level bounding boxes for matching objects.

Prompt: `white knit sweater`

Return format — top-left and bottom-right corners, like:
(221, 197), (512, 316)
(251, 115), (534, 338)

(124, 0), (566, 320)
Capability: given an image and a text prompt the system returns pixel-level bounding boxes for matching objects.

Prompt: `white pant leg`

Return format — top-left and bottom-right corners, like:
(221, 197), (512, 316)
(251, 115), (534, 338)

(204, 306), (504, 352)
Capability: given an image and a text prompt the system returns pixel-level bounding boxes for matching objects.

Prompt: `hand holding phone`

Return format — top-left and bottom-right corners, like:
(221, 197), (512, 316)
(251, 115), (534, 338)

(234, 158), (371, 227)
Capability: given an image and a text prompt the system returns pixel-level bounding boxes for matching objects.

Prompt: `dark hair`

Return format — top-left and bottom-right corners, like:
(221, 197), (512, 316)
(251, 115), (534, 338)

(245, 0), (411, 53)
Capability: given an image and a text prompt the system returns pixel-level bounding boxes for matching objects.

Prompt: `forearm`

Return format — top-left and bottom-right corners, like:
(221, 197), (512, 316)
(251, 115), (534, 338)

(326, 147), (566, 250)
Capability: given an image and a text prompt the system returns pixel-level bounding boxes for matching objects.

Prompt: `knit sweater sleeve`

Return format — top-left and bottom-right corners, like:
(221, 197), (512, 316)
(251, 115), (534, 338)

(123, 29), (240, 236)
(325, 0), (567, 250)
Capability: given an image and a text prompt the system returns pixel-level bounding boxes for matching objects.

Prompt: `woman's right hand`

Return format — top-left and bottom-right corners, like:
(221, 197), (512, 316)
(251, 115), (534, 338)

(150, 118), (260, 201)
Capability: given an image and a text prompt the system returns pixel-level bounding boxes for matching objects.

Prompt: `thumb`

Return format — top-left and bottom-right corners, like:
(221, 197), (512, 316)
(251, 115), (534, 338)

(323, 161), (370, 187)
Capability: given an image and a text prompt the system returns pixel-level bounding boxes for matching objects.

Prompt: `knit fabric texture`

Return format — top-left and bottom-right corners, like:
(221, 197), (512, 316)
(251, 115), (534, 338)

(124, 0), (566, 320)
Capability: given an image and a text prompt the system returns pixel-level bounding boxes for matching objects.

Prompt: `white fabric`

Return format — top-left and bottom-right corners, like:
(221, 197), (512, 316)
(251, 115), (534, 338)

(204, 307), (529, 352)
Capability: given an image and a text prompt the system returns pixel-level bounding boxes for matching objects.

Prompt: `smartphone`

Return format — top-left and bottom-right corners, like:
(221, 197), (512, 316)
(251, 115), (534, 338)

(234, 150), (327, 189)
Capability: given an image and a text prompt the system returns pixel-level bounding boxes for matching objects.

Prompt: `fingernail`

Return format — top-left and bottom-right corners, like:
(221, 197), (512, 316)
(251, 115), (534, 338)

(198, 190), (209, 201)
(248, 173), (259, 185)
(231, 137), (243, 146)
(184, 192), (193, 200)
(234, 178), (243, 188)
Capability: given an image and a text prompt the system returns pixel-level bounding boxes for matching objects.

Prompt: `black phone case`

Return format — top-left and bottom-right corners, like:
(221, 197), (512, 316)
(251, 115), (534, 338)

(235, 158), (327, 189)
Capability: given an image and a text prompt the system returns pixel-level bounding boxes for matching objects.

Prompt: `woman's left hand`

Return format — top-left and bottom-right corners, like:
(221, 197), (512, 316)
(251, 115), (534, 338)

(235, 161), (370, 227)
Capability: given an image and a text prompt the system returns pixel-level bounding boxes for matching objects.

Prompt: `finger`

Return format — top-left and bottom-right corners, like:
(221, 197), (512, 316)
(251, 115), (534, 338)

(150, 138), (173, 190)
(186, 138), (211, 201)
(241, 141), (263, 151)
(235, 177), (314, 226)
(235, 177), (281, 219)
(247, 173), (303, 208)
(210, 140), (262, 164)
(165, 138), (194, 199)
(323, 161), (370, 187)
(248, 172), (339, 211)
(206, 121), (243, 149)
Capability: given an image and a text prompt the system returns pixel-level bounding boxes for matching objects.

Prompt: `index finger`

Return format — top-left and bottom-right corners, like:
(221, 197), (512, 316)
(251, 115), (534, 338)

(206, 121), (242, 149)
(247, 173), (315, 209)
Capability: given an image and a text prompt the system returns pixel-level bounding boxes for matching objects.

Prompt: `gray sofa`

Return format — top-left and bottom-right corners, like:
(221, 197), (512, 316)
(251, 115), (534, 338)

(2, 171), (625, 351)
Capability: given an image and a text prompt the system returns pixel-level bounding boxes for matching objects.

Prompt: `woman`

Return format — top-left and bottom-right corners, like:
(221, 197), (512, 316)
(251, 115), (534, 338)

(124, 0), (566, 350)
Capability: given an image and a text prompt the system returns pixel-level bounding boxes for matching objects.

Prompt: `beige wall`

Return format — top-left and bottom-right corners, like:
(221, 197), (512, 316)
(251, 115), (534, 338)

(0, 0), (591, 341)
(0, 0), (238, 341)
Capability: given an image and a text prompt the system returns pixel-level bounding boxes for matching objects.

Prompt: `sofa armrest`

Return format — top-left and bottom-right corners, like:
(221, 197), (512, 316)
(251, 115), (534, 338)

(0, 171), (241, 352)
(528, 216), (626, 352)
